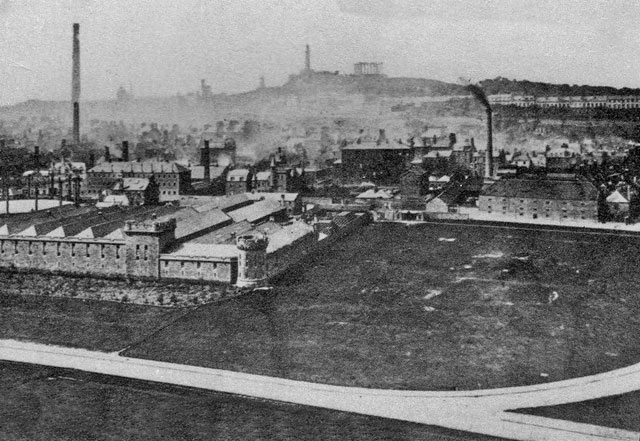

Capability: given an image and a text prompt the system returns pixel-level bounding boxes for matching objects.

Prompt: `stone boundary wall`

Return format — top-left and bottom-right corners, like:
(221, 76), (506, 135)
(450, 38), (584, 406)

(0, 236), (126, 277)
(266, 231), (317, 279)
(268, 212), (371, 282)
(159, 255), (237, 283)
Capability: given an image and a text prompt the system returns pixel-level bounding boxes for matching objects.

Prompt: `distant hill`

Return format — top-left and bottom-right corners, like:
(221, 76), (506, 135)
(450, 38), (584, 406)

(478, 77), (640, 97)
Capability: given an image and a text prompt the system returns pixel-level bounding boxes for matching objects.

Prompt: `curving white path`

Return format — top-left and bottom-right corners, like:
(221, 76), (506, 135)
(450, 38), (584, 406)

(1, 339), (639, 441)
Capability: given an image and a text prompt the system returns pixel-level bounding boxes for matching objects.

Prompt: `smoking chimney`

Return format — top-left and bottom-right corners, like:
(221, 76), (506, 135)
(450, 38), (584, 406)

(467, 84), (493, 178)
(202, 139), (211, 183)
(121, 141), (129, 162)
(72, 23), (80, 146)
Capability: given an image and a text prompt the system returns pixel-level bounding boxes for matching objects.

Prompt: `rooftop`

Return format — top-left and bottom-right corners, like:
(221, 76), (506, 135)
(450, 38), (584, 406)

(266, 221), (315, 253)
(157, 208), (231, 241)
(189, 220), (254, 244)
(246, 192), (300, 202)
(165, 243), (239, 259)
(228, 199), (285, 224)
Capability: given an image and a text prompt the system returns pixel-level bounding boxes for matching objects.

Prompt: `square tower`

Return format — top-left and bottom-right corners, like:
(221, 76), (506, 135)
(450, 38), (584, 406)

(123, 218), (176, 279)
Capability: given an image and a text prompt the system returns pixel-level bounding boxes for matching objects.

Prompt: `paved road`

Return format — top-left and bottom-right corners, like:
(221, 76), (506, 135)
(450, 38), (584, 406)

(1, 339), (639, 441)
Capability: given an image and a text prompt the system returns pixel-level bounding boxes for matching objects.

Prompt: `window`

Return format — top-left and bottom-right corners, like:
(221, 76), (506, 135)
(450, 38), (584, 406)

(135, 244), (140, 260)
(71, 243), (75, 257)
(143, 245), (148, 261)
(14, 242), (18, 255)
(57, 243), (61, 256)
(86, 244), (90, 258)
(101, 245), (105, 259)
(42, 243), (46, 255)
(28, 242), (32, 255)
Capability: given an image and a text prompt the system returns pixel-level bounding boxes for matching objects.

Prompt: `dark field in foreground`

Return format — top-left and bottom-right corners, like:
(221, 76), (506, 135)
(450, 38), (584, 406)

(0, 361), (504, 441)
(0, 291), (183, 352)
(126, 223), (640, 390)
(516, 390), (640, 432)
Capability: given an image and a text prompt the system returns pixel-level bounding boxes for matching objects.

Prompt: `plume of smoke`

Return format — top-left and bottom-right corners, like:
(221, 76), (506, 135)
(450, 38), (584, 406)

(467, 84), (491, 112)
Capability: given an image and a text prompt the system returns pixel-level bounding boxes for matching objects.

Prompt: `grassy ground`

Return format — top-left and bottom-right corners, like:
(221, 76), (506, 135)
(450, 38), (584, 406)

(515, 391), (640, 432)
(126, 223), (640, 390)
(0, 292), (184, 352)
(0, 361), (504, 441)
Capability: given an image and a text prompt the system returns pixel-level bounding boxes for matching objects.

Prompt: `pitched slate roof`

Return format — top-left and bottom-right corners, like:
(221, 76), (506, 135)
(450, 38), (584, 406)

(227, 169), (250, 181)
(157, 208), (231, 240)
(606, 190), (629, 204)
(189, 220), (254, 244)
(266, 221), (315, 253)
(228, 199), (284, 223)
(165, 243), (239, 259)
(255, 171), (272, 181)
(246, 192), (299, 202)
(482, 177), (599, 201)
(188, 193), (251, 213)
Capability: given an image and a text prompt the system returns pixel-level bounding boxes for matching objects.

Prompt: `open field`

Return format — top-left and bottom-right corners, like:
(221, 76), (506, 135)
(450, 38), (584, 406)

(516, 391), (640, 432)
(0, 361), (503, 441)
(0, 291), (184, 352)
(126, 222), (640, 390)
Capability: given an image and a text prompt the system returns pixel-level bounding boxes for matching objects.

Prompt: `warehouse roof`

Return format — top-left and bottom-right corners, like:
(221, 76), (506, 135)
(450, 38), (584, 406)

(266, 221), (315, 254)
(228, 199), (284, 224)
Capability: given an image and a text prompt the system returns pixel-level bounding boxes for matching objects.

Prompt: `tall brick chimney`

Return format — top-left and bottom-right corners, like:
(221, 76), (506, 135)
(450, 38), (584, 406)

(202, 139), (211, 183)
(122, 141), (129, 162)
(72, 23), (80, 146)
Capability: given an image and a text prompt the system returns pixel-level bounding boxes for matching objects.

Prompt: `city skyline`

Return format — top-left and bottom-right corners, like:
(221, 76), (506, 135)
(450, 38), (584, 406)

(1, 0), (639, 105)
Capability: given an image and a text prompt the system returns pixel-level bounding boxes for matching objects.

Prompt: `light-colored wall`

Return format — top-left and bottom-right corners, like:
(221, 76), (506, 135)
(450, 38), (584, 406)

(478, 196), (597, 221)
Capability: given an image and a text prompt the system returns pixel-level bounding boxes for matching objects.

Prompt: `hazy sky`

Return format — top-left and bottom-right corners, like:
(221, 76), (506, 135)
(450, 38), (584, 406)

(1, 0), (639, 105)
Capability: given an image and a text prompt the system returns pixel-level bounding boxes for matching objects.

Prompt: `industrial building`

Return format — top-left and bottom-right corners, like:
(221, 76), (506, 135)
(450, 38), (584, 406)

(478, 175), (599, 221)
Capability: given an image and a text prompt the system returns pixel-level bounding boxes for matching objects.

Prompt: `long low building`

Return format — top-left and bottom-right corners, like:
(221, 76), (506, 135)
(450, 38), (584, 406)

(478, 175), (599, 221)
(0, 197), (370, 287)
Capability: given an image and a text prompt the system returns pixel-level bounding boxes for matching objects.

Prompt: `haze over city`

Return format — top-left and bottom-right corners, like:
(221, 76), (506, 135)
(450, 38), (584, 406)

(1, 0), (639, 106)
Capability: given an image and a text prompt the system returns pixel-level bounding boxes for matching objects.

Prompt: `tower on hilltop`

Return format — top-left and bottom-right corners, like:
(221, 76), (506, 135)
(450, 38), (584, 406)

(236, 234), (269, 288)
(305, 44), (311, 72)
